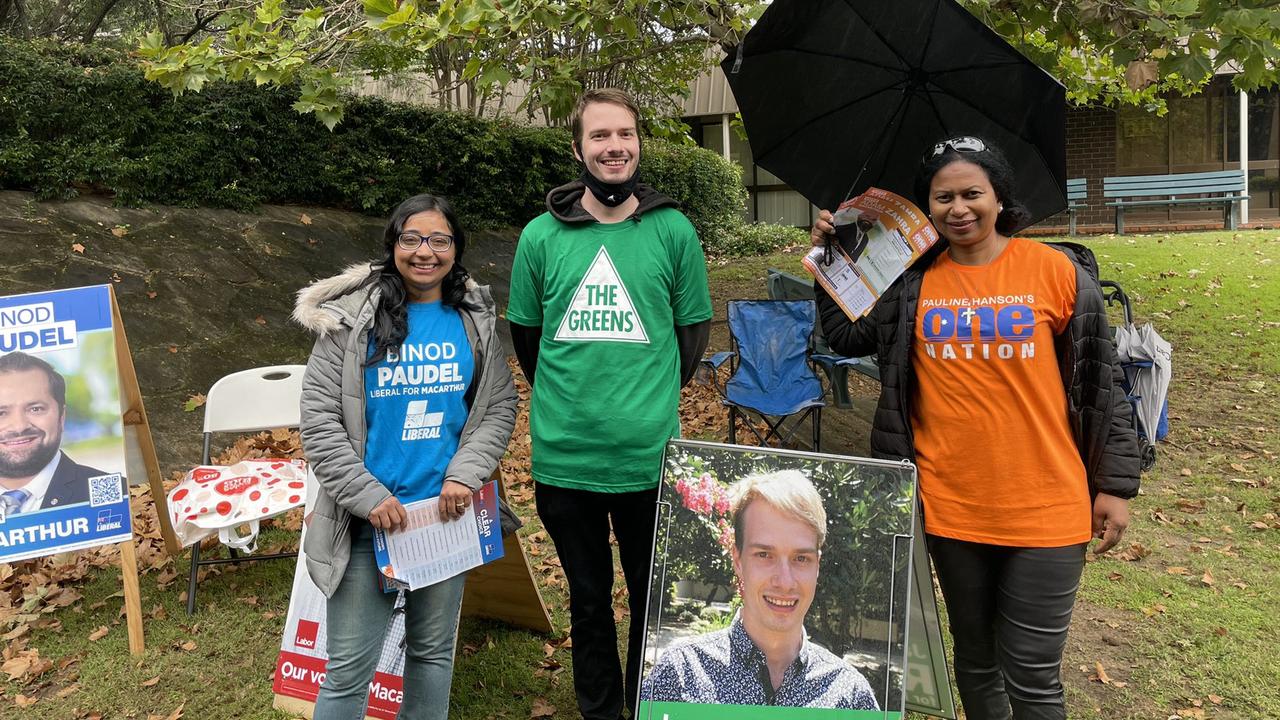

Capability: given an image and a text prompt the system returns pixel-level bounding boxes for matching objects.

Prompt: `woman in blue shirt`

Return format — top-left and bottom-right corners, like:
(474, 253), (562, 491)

(296, 193), (518, 720)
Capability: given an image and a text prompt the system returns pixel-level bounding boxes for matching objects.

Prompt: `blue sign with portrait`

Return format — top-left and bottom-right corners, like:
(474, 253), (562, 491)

(0, 285), (132, 562)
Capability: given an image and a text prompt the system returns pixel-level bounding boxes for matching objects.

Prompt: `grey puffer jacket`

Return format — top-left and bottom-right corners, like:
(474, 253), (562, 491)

(815, 241), (1141, 500)
(293, 264), (518, 597)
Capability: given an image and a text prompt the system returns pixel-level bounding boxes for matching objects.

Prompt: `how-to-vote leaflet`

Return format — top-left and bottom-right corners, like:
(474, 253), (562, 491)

(0, 286), (131, 562)
(373, 481), (504, 591)
(803, 188), (940, 321)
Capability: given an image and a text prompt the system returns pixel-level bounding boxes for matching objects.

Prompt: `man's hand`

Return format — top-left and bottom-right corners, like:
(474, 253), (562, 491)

(438, 480), (473, 522)
(368, 496), (408, 533)
(810, 209), (835, 247)
(1091, 493), (1130, 555)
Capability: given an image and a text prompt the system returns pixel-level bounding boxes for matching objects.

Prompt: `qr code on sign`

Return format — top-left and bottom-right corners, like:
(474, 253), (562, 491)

(89, 474), (124, 507)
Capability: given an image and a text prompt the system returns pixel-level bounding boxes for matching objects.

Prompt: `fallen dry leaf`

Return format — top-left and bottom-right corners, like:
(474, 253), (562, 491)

(183, 394), (207, 412)
(1201, 569), (1215, 586)
(530, 698), (556, 718)
(141, 675), (161, 687)
(300, 213), (313, 225)
(2, 655), (33, 681)
(1116, 542), (1150, 562)
(1208, 694), (1223, 705)
(88, 626), (109, 641)
(254, 315), (267, 326)
(1089, 661), (1112, 684)
(111, 225), (128, 238)
(168, 345), (179, 354)
(71, 242), (86, 254)
(1167, 566), (1189, 575)
(146, 291), (158, 299)
(14, 694), (37, 708)
(180, 640), (197, 652)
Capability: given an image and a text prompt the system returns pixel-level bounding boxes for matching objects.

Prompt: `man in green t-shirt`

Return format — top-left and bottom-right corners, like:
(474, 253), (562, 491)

(507, 88), (712, 720)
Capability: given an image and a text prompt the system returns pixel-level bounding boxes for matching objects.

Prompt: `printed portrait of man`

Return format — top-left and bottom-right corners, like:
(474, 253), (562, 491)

(0, 351), (111, 517)
(641, 470), (879, 709)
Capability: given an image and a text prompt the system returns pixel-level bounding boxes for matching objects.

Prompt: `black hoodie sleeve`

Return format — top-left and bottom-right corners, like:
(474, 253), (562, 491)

(675, 319), (711, 387)
(509, 321), (542, 388)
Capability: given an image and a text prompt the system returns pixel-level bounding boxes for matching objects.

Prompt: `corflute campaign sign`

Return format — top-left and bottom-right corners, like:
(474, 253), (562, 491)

(274, 532), (408, 719)
(0, 286), (132, 562)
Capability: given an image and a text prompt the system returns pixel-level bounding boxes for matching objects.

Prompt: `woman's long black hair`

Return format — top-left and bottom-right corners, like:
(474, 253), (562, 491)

(365, 193), (477, 366)
(913, 136), (1031, 235)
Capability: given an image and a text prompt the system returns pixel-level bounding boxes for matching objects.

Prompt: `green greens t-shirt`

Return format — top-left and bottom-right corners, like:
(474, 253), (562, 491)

(507, 207), (713, 492)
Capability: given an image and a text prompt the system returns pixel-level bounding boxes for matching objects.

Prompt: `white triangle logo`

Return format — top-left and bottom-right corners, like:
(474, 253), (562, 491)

(554, 246), (650, 344)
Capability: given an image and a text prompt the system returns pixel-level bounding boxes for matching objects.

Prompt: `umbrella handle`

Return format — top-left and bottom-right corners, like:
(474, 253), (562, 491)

(1099, 280), (1133, 325)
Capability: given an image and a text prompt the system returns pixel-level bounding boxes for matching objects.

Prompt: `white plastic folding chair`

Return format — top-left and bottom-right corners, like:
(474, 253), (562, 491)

(186, 365), (307, 614)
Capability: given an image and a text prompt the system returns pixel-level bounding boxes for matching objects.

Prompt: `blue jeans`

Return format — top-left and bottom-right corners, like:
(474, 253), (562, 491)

(313, 520), (467, 720)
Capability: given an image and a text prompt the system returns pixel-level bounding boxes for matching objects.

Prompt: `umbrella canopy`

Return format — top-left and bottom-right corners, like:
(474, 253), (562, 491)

(1115, 322), (1172, 444)
(723, 0), (1067, 225)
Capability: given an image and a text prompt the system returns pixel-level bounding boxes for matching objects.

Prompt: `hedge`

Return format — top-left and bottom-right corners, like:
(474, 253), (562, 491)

(0, 37), (755, 252)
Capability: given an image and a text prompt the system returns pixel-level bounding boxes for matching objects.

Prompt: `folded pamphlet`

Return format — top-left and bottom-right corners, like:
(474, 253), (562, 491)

(803, 187), (940, 321)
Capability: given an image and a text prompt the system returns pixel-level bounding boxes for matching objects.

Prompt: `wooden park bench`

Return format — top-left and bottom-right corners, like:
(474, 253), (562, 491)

(1067, 177), (1086, 236)
(1102, 170), (1248, 234)
(766, 268), (880, 410)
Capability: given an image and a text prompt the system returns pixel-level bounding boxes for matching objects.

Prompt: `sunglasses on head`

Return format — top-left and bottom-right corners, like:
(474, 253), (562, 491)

(927, 136), (986, 160)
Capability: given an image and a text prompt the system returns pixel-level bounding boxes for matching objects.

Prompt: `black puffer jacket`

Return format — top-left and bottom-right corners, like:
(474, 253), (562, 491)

(816, 240), (1141, 499)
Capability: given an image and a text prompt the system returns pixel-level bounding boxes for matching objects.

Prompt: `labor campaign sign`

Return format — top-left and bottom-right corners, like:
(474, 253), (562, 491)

(0, 286), (131, 562)
(273, 531), (407, 719)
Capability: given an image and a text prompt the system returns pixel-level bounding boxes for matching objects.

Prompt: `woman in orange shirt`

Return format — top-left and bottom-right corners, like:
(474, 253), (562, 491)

(810, 137), (1140, 720)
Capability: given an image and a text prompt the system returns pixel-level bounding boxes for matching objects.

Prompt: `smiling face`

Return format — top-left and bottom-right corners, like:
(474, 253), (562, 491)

(0, 369), (65, 484)
(393, 210), (456, 303)
(731, 499), (821, 646)
(573, 100), (640, 184)
(928, 159), (1003, 250)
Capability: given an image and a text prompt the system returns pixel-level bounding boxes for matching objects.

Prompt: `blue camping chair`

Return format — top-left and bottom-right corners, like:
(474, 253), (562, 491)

(702, 300), (826, 450)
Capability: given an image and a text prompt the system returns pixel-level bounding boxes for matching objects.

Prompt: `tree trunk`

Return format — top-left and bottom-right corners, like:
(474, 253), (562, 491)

(81, 0), (123, 43)
(16, 0), (31, 38)
(153, 0), (172, 44)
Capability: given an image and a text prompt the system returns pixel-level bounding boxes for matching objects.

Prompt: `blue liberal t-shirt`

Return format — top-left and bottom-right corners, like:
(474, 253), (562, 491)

(363, 301), (474, 503)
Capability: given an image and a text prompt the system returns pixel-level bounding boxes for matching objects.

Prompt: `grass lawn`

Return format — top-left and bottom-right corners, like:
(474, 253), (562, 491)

(2, 229), (1277, 719)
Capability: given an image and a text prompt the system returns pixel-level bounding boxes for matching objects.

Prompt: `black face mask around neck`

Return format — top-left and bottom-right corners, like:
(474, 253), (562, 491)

(579, 165), (639, 208)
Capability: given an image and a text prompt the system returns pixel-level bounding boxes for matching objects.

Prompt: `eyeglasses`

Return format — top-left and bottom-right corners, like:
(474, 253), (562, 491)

(927, 136), (986, 159)
(397, 233), (454, 252)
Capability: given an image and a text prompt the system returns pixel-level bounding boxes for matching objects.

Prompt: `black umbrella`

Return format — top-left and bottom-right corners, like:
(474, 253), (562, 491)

(723, 0), (1067, 227)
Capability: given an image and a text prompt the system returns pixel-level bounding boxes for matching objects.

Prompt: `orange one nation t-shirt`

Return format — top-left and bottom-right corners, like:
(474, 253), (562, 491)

(910, 238), (1090, 547)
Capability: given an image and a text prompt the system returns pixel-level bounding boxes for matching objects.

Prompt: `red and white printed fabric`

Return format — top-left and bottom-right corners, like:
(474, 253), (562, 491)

(167, 459), (308, 553)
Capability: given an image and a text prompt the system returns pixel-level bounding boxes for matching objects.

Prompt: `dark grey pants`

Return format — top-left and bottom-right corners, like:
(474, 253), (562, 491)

(927, 536), (1087, 720)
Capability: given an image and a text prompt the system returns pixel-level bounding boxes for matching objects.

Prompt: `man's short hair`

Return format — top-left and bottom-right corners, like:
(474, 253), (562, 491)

(570, 88), (642, 149)
(729, 470), (827, 551)
(0, 352), (67, 410)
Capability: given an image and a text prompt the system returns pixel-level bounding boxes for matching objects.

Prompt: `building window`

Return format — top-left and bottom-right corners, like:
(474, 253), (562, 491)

(1116, 105), (1169, 172)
